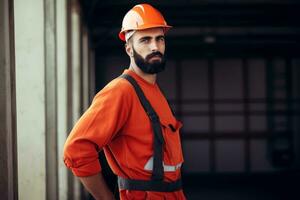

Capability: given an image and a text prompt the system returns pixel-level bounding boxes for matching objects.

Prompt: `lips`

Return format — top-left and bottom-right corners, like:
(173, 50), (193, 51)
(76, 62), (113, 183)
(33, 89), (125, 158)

(150, 55), (161, 59)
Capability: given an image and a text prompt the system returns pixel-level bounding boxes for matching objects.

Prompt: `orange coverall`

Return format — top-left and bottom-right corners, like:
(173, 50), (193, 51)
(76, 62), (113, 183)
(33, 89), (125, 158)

(63, 69), (186, 199)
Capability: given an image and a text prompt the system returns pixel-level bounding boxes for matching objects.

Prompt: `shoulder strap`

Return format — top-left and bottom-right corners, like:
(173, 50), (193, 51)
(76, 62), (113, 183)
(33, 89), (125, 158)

(158, 87), (176, 117)
(120, 74), (164, 181)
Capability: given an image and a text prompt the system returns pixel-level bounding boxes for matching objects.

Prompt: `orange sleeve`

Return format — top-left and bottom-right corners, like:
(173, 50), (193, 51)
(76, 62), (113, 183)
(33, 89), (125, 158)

(63, 80), (132, 177)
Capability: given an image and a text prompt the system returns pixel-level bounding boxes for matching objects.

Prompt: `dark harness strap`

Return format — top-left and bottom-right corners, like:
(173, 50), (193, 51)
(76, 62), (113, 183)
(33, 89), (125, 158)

(119, 74), (182, 192)
(118, 176), (182, 192)
(120, 74), (164, 180)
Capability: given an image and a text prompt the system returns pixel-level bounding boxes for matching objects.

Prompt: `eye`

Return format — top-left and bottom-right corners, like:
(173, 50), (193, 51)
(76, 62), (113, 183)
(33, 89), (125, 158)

(140, 38), (150, 43)
(157, 37), (165, 42)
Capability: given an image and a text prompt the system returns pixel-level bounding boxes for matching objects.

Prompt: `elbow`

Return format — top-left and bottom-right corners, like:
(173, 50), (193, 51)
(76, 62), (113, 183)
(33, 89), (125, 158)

(63, 142), (74, 168)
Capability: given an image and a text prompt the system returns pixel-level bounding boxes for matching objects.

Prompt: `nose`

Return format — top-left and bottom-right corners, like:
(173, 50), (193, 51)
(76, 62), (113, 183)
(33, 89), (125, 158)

(149, 41), (159, 52)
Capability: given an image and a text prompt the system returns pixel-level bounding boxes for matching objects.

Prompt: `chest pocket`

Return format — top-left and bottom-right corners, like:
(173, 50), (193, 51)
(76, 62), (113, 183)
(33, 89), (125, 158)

(161, 118), (184, 166)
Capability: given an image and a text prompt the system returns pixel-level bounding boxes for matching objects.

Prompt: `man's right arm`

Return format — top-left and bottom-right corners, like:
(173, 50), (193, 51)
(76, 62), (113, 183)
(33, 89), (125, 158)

(63, 80), (132, 197)
(79, 173), (115, 200)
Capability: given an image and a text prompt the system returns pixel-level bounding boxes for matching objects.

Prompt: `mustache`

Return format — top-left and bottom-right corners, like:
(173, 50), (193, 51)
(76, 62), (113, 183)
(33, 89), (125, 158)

(146, 51), (163, 60)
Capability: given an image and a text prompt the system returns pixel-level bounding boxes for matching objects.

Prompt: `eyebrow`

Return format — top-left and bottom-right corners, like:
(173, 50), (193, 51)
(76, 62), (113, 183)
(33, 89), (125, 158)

(138, 35), (165, 42)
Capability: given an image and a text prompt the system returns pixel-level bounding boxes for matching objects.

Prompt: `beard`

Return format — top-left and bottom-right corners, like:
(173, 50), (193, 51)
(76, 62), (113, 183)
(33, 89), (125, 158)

(132, 47), (166, 74)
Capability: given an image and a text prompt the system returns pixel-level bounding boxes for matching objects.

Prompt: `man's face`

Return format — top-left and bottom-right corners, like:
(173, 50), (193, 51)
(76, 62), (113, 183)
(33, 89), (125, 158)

(129, 28), (166, 74)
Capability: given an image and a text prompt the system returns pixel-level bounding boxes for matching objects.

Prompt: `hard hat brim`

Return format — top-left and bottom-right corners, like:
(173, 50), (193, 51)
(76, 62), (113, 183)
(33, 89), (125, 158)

(119, 25), (172, 41)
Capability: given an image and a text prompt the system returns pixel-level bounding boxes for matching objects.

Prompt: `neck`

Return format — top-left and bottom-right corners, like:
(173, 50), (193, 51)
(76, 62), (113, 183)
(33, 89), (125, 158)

(129, 62), (157, 84)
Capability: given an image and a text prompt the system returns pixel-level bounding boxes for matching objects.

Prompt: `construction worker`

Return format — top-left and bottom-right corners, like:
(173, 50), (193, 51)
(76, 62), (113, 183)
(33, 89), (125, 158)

(63, 3), (186, 200)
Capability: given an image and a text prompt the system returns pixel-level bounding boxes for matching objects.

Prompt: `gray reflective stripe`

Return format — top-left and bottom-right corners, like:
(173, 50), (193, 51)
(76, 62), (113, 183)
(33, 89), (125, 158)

(144, 156), (182, 172)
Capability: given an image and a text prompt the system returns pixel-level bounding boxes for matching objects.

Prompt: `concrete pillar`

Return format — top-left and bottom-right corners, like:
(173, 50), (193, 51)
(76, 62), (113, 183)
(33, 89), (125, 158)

(67, 0), (83, 199)
(0, 0), (18, 199)
(56, 0), (68, 199)
(14, 0), (63, 199)
(82, 26), (90, 110)
(13, 0), (90, 199)
(44, 0), (59, 199)
(89, 50), (96, 101)
(14, 0), (47, 198)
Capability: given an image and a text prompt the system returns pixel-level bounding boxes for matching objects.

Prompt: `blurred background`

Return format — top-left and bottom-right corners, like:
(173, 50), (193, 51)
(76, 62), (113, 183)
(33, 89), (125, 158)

(1, 0), (300, 200)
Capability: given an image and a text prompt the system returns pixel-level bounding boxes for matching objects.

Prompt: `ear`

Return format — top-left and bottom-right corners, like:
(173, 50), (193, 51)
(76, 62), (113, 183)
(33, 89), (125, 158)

(125, 43), (133, 57)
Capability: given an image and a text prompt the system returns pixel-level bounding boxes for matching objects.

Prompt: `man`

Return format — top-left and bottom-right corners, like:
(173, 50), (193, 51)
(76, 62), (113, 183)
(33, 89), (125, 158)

(63, 4), (186, 200)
